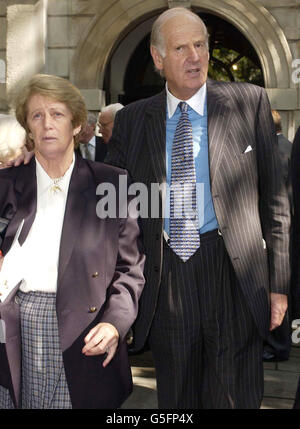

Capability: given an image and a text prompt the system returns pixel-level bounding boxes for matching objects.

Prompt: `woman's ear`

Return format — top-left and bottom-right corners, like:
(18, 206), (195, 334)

(73, 125), (81, 136)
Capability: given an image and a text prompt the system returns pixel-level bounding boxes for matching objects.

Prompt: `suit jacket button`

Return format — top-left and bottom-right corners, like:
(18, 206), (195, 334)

(89, 307), (97, 313)
(92, 272), (99, 278)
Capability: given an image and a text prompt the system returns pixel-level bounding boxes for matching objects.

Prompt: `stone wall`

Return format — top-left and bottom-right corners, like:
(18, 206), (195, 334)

(0, 0), (299, 137)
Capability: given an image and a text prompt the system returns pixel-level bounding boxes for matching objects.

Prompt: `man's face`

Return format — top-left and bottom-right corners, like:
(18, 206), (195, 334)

(98, 111), (114, 143)
(79, 123), (95, 144)
(151, 14), (209, 100)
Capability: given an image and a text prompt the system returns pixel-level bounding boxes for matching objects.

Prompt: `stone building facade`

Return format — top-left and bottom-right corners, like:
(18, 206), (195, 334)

(0, 0), (299, 139)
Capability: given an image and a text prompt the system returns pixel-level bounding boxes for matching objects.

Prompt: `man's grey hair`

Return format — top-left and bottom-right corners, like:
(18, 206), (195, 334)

(86, 111), (98, 125)
(150, 7), (209, 58)
(101, 103), (124, 120)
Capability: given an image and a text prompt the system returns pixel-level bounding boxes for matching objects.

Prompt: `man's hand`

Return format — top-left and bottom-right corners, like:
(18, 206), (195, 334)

(5, 146), (34, 167)
(82, 322), (119, 367)
(270, 292), (288, 331)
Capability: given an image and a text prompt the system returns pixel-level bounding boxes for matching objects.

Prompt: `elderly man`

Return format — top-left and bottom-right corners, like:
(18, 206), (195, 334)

(98, 103), (124, 144)
(106, 7), (291, 409)
(78, 105), (123, 162)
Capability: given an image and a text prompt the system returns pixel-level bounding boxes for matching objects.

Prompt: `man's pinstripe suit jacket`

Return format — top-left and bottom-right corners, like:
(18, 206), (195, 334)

(106, 79), (291, 351)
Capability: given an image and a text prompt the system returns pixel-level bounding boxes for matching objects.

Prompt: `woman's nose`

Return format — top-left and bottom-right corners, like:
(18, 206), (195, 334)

(43, 113), (53, 129)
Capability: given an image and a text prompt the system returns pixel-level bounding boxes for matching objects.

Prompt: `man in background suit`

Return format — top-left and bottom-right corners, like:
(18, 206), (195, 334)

(291, 126), (300, 408)
(262, 110), (293, 362)
(78, 104), (123, 162)
(78, 111), (107, 162)
(98, 103), (124, 146)
(106, 7), (290, 409)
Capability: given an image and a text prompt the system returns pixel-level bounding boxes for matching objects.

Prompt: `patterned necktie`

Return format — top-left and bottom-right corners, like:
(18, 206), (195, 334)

(169, 102), (200, 262)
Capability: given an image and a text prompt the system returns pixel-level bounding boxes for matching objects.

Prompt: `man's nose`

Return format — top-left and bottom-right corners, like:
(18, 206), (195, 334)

(188, 45), (200, 61)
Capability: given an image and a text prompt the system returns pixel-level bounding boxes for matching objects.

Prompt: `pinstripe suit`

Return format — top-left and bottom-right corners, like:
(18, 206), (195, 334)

(106, 79), (291, 408)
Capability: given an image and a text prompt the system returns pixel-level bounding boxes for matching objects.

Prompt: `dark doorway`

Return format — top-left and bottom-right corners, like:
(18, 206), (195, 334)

(108, 12), (264, 105)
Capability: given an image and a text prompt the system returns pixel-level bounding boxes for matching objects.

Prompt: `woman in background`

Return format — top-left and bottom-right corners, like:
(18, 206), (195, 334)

(0, 114), (26, 167)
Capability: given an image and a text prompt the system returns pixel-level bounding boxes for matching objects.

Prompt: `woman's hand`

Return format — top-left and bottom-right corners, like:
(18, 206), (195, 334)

(82, 322), (119, 367)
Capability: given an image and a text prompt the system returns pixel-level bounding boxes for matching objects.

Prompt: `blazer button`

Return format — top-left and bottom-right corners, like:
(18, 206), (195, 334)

(89, 307), (97, 313)
(92, 272), (99, 278)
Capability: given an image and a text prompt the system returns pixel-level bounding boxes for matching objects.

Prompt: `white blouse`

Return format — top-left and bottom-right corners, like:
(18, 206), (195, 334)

(0, 155), (74, 301)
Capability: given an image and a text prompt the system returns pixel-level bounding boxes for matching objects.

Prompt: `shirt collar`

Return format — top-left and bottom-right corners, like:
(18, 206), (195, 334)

(88, 136), (96, 147)
(35, 153), (75, 196)
(166, 82), (207, 118)
(79, 135), (95, 148)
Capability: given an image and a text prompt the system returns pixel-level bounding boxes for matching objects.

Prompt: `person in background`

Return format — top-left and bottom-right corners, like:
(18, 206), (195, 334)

(98, 103), (124, 144)
(0, 114), (26, 168)
(106, 7), (291, 409)
(290, 126), (300, 408)
(77, 111), (99, 161)
(78, 104), (123, 162)
(0, 74), (145, 409)
(262, 110), (293, 362)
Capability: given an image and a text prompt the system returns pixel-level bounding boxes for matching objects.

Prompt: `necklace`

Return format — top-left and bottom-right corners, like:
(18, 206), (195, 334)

(51, 175), (64, 194)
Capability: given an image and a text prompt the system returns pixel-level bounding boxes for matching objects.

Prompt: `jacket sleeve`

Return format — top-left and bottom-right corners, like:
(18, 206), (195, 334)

(0, 170), (18, 251)
(291, 127), (300, 318)
(256, 88), (291, 295)
(99, 171), (146, 341)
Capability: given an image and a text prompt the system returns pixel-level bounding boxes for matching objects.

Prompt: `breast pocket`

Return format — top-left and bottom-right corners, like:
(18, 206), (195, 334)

(238, 148), (255, 162)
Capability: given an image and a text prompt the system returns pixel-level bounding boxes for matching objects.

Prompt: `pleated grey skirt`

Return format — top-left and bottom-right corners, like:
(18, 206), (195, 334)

(0, 290), (72, 409)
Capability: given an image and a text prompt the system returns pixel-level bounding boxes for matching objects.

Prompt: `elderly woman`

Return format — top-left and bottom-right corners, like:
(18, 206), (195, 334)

(0, 114), (26, 167)
(0, 74), (145, 409)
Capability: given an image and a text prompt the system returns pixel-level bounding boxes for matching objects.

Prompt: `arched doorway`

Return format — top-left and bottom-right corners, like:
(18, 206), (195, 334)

(72, 0), (294, 136)
(117, 13), (264, 105)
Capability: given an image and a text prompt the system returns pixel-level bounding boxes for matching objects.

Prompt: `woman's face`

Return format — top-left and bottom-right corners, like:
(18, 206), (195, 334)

(26, 94), (81, 159)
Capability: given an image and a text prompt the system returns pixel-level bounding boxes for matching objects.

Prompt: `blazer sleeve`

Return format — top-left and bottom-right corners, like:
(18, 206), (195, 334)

(99, 172), (146, 341)
(0, 169), (18, 231)
(256, 88), (291, 295)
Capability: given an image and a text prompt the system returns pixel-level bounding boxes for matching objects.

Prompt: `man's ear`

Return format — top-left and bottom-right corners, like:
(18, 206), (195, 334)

(150, 45), (164, 71)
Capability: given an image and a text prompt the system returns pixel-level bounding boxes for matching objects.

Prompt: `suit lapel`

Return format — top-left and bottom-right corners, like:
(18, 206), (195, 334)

(145, 91), (167, 184)
(2, 159), (37, 254)
(57, 154), (91, 283)
(206, 79), (231, 186)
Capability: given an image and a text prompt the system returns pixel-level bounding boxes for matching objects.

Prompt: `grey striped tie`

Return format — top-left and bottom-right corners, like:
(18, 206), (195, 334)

(169, 102), (200, 262)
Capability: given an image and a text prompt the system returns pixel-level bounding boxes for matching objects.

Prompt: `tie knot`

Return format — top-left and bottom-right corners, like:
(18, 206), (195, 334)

(179, 102), (188, 113)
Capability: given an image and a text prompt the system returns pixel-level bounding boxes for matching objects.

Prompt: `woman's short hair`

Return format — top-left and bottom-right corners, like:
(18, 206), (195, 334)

(0, 114), (26, 163)
(15, 74), (87, 146)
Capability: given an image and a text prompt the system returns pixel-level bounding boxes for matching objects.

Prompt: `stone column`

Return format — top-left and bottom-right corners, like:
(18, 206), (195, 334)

(6, 0), (48, 108)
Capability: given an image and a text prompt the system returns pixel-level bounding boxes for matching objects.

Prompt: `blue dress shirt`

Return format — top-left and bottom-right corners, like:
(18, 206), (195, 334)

(164, 83), (219, 236)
